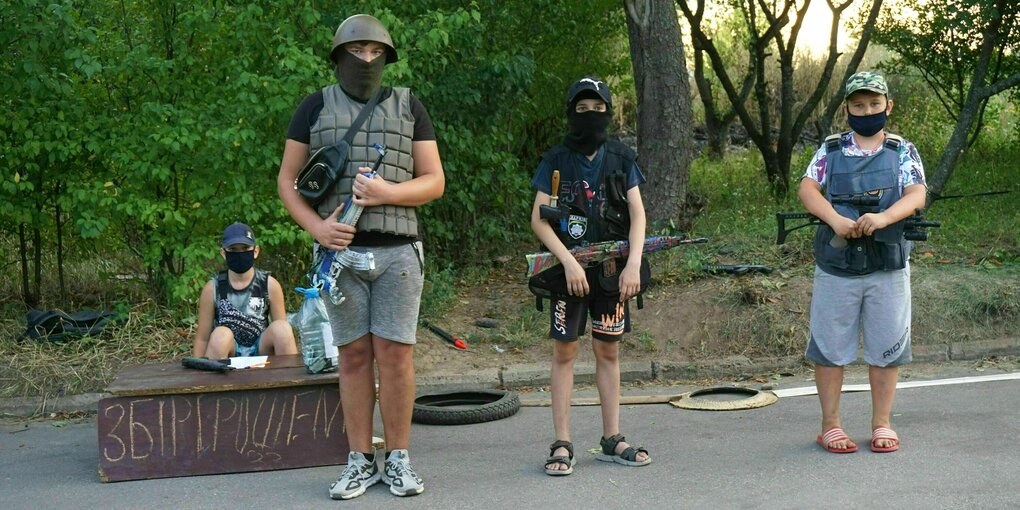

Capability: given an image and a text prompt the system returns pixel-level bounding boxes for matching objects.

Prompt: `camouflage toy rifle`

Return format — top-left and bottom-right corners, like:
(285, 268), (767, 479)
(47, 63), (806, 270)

(776, 195), (940, 245)
(525, 236), (709, 278)
(308, 143), (386, 305)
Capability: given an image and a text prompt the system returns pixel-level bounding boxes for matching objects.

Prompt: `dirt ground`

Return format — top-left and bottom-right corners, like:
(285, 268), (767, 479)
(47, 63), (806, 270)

(411, 270), (817, 376)
(410, 261), (1020, 383)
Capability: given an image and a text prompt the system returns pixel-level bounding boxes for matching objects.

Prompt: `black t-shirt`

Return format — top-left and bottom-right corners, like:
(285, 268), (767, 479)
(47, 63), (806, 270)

(285, 87), (436, 143)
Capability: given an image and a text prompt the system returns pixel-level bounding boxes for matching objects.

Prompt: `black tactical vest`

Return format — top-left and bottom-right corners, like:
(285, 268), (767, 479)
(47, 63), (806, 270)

(540, 140), (636, 246)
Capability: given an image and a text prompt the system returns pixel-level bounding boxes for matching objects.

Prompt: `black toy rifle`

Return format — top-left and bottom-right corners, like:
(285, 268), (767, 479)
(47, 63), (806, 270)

(776, 195), (940, 244)
(182, 357), (234, 372)
(702, 264), (774, 275)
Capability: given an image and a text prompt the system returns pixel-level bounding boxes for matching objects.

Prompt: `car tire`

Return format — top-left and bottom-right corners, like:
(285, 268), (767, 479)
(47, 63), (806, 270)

(412, 389), (521, 425)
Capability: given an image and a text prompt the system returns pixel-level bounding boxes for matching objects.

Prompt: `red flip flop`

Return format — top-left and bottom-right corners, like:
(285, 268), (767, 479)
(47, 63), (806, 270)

(871, 426), (900, 453)
(817, 427), (858, 453)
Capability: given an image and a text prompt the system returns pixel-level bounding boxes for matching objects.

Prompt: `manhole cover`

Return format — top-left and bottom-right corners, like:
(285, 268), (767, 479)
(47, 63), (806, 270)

(669, 386), (778, 411)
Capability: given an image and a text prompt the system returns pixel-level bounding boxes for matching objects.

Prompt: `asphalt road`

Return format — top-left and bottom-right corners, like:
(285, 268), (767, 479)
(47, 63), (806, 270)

(2, 371), (1018, 510)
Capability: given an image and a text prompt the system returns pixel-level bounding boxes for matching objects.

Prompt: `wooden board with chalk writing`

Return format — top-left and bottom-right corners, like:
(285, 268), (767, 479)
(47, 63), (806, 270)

(97, 355), (348, 482)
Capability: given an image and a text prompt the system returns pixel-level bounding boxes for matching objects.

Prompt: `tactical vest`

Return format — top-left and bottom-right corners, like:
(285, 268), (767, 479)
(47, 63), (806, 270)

(309, 85), (418, 237)
(541, 140), (636, 245)
(814, 133), (910, 277)
(213, 269), (270, 350)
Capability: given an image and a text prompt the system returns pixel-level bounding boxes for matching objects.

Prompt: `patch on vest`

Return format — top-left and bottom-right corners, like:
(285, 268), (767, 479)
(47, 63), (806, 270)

(567, 214), (587, 240)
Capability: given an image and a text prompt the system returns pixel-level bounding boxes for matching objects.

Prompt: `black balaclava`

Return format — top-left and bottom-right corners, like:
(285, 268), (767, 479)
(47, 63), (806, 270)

(334, 50), (385, 101)
(225, 250), (255, 274)
(563, 94), (612, 156)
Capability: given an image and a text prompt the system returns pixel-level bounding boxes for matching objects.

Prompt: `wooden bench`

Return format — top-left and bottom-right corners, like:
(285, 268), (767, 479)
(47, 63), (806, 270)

(97, 355), (348, 482)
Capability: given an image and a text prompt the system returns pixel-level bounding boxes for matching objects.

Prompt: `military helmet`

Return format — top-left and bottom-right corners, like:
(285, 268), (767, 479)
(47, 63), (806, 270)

(330, 14), (398, 64)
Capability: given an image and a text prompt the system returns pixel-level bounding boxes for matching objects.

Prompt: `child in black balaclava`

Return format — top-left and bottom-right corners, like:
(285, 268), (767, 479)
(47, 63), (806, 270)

(529, 77), (652, 476)
(562, 78), (613, 156)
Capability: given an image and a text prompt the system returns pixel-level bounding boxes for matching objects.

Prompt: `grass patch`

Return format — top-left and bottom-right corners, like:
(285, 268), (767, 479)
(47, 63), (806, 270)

(0, 300), (189, 399)
(496, 305), (547, 351)
(912, 265), (1020, 343)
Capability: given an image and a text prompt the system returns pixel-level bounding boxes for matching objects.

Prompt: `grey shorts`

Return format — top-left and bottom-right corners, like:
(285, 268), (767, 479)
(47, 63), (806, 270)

(805, 265), (912, 368)
(323, 242), (425, 346)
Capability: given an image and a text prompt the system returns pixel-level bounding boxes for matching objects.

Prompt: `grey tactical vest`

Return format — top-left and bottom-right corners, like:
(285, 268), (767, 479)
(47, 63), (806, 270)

(309, 85), (418, 237)
(814, 133), (910, 277)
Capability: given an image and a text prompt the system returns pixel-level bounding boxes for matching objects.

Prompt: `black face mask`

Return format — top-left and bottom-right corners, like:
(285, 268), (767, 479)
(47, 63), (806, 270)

(225, 250), (255, 274)
(334, 51), (385, 101)
(563, 110), (612, 156)
(847, 110), (887, 137)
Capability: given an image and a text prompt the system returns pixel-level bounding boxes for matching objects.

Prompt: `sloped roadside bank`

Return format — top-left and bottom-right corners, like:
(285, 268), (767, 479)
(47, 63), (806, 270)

(1, 265), (1018, 417)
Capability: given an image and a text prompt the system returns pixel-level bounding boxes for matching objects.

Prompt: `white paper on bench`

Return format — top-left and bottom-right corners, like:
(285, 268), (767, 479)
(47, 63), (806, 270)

(229, 356), (269, 369)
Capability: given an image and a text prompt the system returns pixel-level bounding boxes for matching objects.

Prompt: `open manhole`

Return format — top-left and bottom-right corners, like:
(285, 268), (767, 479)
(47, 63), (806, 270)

(669, 386), (778, 411)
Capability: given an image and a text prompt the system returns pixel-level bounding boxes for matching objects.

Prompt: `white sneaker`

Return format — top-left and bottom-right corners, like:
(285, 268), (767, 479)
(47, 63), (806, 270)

(382, 449), (424, 497)
(329, 451), (381, 500)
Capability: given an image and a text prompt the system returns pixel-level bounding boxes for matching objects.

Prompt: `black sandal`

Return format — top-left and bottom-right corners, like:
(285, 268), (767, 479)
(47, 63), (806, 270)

(544, 440), (576, 476)
(596, 434), (651, 466)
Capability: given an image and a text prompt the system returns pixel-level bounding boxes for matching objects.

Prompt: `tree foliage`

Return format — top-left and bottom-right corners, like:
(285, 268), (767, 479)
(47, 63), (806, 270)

(679, 0), (883, 197)
(1, 0), (93, 304)
(873, 0), (1020, 195)
(1, 0), (629, 305)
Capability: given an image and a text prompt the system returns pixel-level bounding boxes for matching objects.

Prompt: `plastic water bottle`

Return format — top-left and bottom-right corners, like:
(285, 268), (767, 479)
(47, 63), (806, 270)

(291, 287), (337, 374)
(321, 319), (339, 369)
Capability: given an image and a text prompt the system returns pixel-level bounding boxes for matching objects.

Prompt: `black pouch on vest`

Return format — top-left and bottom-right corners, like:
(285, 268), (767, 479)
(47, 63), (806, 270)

(528, 264), (595, 311)
(295, 141), (351, 206)
(597, 257), (651, 309)
(528, 258), (652, 311)
(528, 265), (573, 302)
(294, 88), (383, 206)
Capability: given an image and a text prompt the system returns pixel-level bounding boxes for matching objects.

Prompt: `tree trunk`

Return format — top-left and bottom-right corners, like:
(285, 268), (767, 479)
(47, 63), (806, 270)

(693, 41), (726, 159)
(815, 0), (884, 141)
(56, 180), (65, 301)
(19, 223), (36, 306)
(624, 0), (696, 230)
(33, 225), (42, 302)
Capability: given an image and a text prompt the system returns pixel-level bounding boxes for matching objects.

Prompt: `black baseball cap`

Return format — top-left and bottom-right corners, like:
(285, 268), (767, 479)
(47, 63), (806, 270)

(566, 77), (612, 109)
(221, 222), (255, 248)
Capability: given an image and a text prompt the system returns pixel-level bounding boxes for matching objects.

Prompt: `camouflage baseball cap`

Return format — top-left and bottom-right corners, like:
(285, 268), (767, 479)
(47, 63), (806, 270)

(845, 71), (888, 99)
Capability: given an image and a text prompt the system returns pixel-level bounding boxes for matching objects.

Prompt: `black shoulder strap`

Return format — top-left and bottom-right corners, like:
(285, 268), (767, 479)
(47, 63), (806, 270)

(340, 87), (385, 145)
(215, 272), (229, 303)
(604, 142), (634, 207)
(824, 133), (842, 153)
(884, 133), (903, 150)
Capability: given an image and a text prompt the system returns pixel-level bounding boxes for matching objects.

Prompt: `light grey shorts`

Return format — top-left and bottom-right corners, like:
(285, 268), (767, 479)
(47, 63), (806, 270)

(324, 241), (424, 346)
(805, 264), (912, 368)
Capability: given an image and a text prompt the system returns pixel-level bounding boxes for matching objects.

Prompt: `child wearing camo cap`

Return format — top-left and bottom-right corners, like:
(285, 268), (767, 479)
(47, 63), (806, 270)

(798, 71), (927, 454)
